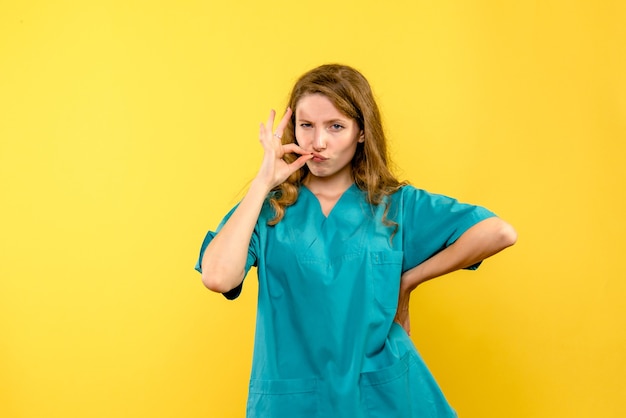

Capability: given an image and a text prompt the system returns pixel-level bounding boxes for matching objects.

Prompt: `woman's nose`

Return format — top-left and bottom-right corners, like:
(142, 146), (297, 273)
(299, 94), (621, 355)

(312, 129), (327, 151)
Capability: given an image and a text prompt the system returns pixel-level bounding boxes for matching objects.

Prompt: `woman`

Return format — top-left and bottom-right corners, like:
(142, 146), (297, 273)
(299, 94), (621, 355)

(195, 64), (517, 417)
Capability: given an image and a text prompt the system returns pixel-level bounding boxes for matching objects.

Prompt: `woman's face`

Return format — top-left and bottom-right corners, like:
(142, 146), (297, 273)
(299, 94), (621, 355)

(294, 94), (364, 184)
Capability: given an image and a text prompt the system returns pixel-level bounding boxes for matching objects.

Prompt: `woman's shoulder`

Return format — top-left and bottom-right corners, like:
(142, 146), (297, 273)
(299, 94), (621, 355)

(389, 184), (465, 210)
(392, 183), (457, 200)
(390, 183), (420, 201)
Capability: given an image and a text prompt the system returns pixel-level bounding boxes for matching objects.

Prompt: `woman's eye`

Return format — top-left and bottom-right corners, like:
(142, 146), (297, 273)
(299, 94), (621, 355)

(300, 123), (312, 128)
(330, 124), (344, 130)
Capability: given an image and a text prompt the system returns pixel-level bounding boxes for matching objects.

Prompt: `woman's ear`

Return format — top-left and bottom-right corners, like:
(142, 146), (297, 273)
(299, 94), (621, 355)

(358, 131), (365, 143)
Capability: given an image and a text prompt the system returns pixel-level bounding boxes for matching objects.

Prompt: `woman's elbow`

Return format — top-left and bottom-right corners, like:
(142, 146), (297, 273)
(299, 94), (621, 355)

(497, 220), (518, 249)
(201, 267), (242, 294)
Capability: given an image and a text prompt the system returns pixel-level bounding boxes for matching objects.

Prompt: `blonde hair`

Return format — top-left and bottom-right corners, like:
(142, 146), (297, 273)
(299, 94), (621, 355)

(269, 64), (406, 229)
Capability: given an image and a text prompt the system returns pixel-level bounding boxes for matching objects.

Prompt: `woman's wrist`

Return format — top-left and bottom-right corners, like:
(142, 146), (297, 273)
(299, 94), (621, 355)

(400, 265), (426, 293)
(250, 176), (275, 196)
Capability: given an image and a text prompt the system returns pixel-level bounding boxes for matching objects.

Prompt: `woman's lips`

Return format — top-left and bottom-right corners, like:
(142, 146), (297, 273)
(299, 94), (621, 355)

(311, 153), (327, 163)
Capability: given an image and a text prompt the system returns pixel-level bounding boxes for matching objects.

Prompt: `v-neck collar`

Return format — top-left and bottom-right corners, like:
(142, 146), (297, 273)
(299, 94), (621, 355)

(300, 183), (357, 219)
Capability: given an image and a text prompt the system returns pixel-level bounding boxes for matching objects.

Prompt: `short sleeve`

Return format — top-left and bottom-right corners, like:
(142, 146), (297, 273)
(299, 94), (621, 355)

(194, 204), (259, 300)
(396, 186), (496, 272)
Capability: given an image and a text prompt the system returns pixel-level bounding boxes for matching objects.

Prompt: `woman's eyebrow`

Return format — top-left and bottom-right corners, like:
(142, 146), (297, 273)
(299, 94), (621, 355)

(295, 115), (349, 123)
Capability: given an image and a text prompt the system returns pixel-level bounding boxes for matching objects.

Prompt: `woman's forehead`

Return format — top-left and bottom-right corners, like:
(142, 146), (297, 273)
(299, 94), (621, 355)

(295, 94), (351, 121)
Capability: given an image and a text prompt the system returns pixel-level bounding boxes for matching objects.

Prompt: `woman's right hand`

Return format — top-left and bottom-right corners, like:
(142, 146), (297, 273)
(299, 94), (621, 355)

(255, 108), (312, 190)
(202, 108), (311, 294)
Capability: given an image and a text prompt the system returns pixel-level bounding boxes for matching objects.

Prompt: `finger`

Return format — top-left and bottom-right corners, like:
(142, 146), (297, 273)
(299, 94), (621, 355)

(282, 143), (310, 155)
(265, 109), (277, 136)
(287, 153), (313, 172)
(403, 314), (411, 335)
(274, 107), (293, 138)
(395, 317), (408, 334)
(259, 122), (272, 149)
(260, 109), (277, 146)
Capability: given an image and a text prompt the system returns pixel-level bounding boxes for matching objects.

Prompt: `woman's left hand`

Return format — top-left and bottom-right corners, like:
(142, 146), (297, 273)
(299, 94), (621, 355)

(394, 278), (412, 335)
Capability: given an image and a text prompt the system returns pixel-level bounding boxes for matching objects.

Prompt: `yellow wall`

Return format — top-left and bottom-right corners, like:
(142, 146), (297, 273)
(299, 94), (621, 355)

(1, 1), (624, 417)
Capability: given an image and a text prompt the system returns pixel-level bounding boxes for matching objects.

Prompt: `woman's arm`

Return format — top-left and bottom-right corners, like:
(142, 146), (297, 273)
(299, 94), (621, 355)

(395, 216), (517, 334)
(200, 179), (272, 293)
(201, 108), (312, 294)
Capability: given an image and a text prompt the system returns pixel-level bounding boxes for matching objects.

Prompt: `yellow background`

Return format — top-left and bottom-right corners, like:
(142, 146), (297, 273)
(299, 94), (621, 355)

(1, 1), (624, 417)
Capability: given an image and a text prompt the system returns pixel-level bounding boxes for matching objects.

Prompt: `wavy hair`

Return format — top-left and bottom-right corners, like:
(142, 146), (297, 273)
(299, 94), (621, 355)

(269, 64), (406, 230)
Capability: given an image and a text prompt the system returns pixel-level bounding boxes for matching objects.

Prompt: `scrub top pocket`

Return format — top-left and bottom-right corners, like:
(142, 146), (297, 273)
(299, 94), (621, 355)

(361, 350), (458, 418)
(368, 251), (403, 311)
(247, 378), (320, 418)
(360, 352), (412, 417)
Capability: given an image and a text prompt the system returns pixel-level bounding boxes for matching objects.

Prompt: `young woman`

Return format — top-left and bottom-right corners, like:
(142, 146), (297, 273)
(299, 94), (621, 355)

(195, 64), (517, 417)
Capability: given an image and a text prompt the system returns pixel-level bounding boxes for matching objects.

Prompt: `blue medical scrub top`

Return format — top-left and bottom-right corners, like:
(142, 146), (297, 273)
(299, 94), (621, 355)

(196, 184), (495, 418)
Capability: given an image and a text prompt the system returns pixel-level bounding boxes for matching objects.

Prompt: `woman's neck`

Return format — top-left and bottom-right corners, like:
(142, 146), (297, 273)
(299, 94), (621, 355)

(303, 171), (354, 197)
